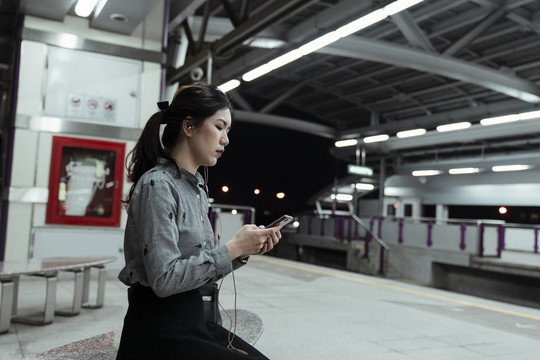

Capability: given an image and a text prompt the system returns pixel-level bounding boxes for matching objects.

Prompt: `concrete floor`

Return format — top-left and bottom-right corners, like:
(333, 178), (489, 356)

(1, 256), (540, 359)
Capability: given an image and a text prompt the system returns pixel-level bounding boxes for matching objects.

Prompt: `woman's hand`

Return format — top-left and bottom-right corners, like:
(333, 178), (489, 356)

(226, 224), (281, 260)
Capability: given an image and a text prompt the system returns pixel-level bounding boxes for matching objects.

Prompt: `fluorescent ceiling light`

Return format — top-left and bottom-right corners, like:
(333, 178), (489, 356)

(492, 165), (530, 172)
(331, 194), (353, 201)
(518, 110), (540, 120)
(218, 79), (241, 93)
(355, 183), (375, 191)
(241, 0), (424, 83)
(412, 170), (441, 176)
(480, 114), (519, 126)
(75, 0), (100, 17)
(335, 139), (358, 147)
(298, 32), (341, 54)
(363, 134), (389, 143)
(449, 167), (479, 175)
(335, 9), (388, 37)
(396, 128), (426, 138)
(436, 122), (471, 132)
(384, 0), (424, 16)
(244, 38), (287, 49)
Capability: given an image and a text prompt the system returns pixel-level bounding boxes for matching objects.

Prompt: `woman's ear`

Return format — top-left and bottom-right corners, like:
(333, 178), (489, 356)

(183, 118), (194, 137)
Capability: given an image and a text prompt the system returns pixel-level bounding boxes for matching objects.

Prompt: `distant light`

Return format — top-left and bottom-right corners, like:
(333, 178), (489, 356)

(348, 164), (373, 176)
(492, 165), (530, 172)
(74, 0), (101, 17)
(499, 206), (507, 215)
(393, 203), (398, 209)
(276, 192), (285, 199)
(254, 189), (261, 195)
(384, 0), (424, 16)
(412, 170), (441, 176)
(331, 194), (353, 201)
(231, 209), (238, 215)
(222, 186), (229, 192)
(480, 114), (519, 126)
(396, 128), (426, 138)
(363, 134), (389, 143)
(436, 122), (471, 132)
(355, 183), (375, 191)
(218, 79), (241, 93)
(449, 167), (479, 175)
(293, 221), (300, 228)
(335, 139), (358, 147)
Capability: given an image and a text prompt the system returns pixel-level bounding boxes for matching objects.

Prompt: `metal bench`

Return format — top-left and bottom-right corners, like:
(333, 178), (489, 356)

(0, 257), (116, 334)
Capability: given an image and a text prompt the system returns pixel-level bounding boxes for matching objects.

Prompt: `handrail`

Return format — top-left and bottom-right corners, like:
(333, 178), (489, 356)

(351, 214), (389, 250)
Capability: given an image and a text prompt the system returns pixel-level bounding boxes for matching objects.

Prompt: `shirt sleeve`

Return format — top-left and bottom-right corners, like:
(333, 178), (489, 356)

(132, 177), (233, 297)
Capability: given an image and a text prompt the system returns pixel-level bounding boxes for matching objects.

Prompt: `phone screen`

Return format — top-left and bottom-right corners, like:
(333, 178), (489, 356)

(266, 215), (293, 228)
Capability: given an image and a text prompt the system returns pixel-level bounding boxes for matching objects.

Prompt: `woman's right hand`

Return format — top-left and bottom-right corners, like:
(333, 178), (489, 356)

(225, 224), (281, 260)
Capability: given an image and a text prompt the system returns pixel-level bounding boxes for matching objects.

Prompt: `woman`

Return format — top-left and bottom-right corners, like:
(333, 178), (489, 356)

(116, 84), (281, 359)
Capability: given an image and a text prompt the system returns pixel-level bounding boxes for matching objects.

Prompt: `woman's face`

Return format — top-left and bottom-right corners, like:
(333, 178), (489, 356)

(190, 108), (232, 167)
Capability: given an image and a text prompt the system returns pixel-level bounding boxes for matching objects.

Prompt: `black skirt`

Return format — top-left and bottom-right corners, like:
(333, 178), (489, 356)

(116, 284), (270, 360)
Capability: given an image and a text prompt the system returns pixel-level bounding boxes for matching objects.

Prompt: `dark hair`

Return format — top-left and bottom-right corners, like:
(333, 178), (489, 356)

(124, 83), (233, 203)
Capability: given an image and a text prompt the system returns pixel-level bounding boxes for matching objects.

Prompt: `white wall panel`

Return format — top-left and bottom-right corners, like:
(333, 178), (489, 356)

(5, 203), (32, 260)
(11, 129), (38, 187)
(17, 40), (47, 116)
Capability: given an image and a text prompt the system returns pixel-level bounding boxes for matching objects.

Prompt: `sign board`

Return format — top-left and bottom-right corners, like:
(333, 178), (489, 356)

(348, 164), (373, 176)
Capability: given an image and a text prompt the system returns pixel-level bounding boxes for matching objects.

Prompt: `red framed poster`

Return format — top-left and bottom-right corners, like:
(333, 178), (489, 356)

(46, 136), (125, 227)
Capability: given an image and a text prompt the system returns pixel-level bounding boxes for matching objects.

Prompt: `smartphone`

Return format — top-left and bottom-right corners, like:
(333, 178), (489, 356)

(266, 215), (294, 228)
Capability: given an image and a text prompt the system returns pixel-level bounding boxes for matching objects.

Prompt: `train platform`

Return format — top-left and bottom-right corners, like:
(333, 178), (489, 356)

(1, 256), (539, 359)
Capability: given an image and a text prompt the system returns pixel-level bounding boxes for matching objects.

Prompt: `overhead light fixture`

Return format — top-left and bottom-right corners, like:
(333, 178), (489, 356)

(436, 122), (471, 132)
(335, 139), (358, 147)
(518, 110), (540, 120)
(492, 165), (530, 172)
(331, 194), (353, 201)
(241, 0), (424, 82)
(74, 0), (102, 17)
(412, 170), (441, 176)
(396, 128), (426, 138)
(244, 38), (287, 49)
(363, 134), (389, 143)
(480, 114), (519, 126)
(355, 183), (375, 191)
(384, 0), (424, 15)
(218, 79), (241, 93)
(449, 167), (479, 175)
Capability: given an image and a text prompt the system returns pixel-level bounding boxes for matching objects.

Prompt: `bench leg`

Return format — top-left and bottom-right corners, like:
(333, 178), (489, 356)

(55, 270), (84, 316)
(82, 266), (107, 309)
(11, 276), (19, 317)
(12, 274), (57, 325)
(0, 281), (14, 334)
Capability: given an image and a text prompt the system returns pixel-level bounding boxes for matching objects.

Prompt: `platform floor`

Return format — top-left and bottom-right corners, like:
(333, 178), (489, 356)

(1, 256), (540, 359)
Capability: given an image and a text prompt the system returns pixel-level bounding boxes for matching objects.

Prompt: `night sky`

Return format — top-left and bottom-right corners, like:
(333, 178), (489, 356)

(206, 121), (343, 226)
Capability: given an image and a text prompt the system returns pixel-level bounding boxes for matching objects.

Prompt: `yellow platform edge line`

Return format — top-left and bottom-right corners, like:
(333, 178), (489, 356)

(253, 256), (540, 322)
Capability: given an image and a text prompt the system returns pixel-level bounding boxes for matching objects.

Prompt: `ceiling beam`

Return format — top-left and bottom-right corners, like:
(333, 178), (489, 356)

(390, 10), (436, 52)
(167, 0), (318, 85)
(212, 0), (377, 83)
(373, 120), (540, 152)
(338, 99), (535, 137)
(443, 8), (505, 56)
(234, 110), (335, 138)
(317, 36), (540, 103)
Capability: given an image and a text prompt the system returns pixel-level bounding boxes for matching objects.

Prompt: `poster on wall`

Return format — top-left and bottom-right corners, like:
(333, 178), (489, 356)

(46, 136), (125, 227)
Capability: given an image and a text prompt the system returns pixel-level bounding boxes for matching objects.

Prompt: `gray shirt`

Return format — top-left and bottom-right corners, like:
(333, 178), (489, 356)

(118, 162), (244, 298)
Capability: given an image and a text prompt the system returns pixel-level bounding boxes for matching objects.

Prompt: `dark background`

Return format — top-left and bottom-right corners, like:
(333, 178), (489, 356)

(206, 122), (343, 226)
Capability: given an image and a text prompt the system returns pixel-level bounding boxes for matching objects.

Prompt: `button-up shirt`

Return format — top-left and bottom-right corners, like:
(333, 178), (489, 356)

(118, 162), (244, 298)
